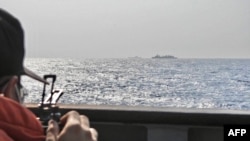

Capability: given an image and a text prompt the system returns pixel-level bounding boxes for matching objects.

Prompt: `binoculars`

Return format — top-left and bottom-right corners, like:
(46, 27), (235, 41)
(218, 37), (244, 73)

(37, 75), (64, 129)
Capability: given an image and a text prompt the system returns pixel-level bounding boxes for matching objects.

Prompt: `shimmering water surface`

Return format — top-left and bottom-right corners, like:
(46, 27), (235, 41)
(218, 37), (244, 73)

(23, 58), (250, 110)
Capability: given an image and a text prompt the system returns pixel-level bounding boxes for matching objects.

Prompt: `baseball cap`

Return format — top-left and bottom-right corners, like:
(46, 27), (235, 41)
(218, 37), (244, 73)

(0, 8), (48, 84)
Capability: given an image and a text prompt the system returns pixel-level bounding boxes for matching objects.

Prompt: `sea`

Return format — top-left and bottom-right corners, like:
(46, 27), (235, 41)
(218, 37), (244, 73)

(22, 58), (250, 110)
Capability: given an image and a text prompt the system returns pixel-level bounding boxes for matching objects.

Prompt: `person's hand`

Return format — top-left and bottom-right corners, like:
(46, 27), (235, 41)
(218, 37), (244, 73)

(46, 111), (98, 141)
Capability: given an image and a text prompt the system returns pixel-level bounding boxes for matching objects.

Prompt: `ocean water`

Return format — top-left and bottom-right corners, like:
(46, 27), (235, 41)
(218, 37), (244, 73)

(22, 58), (250, 110)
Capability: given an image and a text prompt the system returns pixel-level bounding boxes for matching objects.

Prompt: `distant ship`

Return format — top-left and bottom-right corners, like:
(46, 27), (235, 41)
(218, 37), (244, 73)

(152, 55), (177, 59)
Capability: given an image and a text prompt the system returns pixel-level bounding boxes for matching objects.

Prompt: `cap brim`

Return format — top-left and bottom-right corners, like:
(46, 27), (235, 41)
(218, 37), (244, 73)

(23, 67), (49, 84)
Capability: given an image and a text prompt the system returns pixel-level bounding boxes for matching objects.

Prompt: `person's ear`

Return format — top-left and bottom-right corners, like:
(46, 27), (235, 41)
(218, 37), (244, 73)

(3, 76), (19, 101)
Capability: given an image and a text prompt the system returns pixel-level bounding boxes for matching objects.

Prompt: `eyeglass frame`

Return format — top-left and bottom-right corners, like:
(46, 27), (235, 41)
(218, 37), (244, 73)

(0, 75), (28, 104)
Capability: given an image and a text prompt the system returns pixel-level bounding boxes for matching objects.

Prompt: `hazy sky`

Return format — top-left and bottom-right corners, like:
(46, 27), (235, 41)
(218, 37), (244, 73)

(1, 0), (250, 58)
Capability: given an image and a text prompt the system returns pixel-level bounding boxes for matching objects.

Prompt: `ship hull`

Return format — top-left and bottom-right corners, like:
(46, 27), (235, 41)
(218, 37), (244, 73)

(27, 104), (250, 141)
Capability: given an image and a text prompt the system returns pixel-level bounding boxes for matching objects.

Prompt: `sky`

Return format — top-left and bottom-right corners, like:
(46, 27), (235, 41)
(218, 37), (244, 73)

(1, 0), (250, 58)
